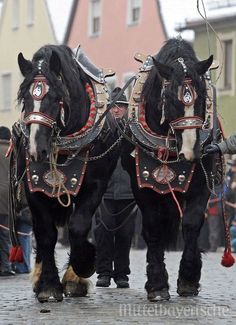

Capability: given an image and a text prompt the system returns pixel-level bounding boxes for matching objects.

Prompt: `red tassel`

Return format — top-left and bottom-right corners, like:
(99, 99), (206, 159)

(9, 246), (24, 263)
(221, 249), (235, 267)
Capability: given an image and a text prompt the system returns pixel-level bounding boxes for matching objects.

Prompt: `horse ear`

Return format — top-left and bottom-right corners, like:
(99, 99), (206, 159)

(18, 52), (33, 76)
(49, 50), (61, 76)
(195, 55), (213, 75)
(152, 57), (173, 80)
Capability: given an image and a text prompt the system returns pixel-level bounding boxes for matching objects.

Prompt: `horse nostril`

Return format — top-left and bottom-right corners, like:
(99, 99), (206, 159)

(179, 153), (186, 161)
(37, 150), (48, 162)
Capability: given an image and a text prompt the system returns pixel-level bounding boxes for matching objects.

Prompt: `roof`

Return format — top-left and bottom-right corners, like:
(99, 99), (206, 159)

(177, 3), (236, 31)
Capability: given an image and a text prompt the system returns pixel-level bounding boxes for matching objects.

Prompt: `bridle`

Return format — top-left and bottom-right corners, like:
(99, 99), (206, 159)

(160, 57), (204, 133)
(22, 74), (66, 136)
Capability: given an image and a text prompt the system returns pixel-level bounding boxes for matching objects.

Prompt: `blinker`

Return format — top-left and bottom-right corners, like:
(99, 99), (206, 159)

(31, 75), (48, 101)
(179, 81), (195, 106)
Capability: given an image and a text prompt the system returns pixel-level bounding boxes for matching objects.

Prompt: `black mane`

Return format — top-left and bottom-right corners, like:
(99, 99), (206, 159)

(142, 38), (207, 134)
(18, 45), (91, 134)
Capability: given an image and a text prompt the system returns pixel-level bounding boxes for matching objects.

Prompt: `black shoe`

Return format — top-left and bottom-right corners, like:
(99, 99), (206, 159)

(115, 277), (129, 288)
(0, 270), (16, 276)
(96, 276), (111, 287)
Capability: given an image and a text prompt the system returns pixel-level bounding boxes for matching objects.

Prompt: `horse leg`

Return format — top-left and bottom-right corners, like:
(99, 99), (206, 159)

(177, 191), (209, 297)
(30, 201), (63, 302)
(122, 154), (181, 301)
(62, 265), (92, 297)
(62, 210), (95, 297)
(138, 192), (180, 301)
(62, 183), (105, 297)
(144, 237), (170, 302)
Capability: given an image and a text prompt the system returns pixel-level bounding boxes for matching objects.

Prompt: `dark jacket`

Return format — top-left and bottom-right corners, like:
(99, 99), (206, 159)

(0, 139), (10, 217)
(104, 158), (134, 200)
(225, 170), (236, 224)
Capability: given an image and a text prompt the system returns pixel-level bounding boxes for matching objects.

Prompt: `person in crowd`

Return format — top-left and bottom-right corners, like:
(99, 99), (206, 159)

(205, 136), (236, 252)
(94, 87), (137, 289)
(230, 218), (236, 253)
(224, 159), (236, 253)
(0, 126), (15, 276)
(12, 189), (33, 274)
(205, 185), (223, 252)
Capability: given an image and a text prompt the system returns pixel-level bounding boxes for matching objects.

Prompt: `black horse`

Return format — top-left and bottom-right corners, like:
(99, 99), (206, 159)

(12, 44), (119, 302)
(121, 38), (220, 301)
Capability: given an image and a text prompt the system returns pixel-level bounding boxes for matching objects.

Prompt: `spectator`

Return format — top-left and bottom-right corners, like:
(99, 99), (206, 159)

(225, 159), (236, 253)
(12, 190), (32, 274)
(94, 87), (137, 288)
(0, 126), (15, 276)
(205, 185), (223, 252)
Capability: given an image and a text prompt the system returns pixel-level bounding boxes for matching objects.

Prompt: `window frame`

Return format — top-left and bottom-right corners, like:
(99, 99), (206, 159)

(88, 0), (102, 38)
(27, 0), (34, 26)
(127, 0), (142, 27)
(123, 72), (135, 101)
(106, 75), (117, 95)
(217, 32), (235, 96)
(1, 73), (12, 112)
(12, 0), (20, 30)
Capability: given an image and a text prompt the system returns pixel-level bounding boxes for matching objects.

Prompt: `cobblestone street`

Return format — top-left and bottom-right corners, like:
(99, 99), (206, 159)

(0, 248), (235, 324)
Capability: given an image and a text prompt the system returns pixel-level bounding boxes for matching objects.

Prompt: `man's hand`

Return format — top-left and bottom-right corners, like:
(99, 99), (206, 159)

(204, 143), (221, 154)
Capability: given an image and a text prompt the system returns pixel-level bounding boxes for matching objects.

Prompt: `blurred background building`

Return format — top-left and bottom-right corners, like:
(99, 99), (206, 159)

(0, 0), (235, 137)
(178, 0), (236, 136)
(0, 0), (56, 126)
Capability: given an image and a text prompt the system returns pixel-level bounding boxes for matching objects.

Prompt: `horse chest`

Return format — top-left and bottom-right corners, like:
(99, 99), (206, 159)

(25, 151), (88, 198)
(135, 147), (196, 194)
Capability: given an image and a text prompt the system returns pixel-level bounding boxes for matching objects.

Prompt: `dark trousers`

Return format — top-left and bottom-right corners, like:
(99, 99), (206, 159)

(0, 214), (11, 272)
(94, 199), (136, 279)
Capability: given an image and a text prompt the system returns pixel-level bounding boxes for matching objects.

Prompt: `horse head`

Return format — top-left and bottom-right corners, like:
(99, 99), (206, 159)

(144, 38), (213, 162)
(17, 45), (89, 162)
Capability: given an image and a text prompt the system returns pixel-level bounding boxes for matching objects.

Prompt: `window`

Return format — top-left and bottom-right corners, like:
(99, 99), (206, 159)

(89, 0), (101, 37)
(123, 72), (135, 101)
(27, 0), (34, 26)
(208, 0), (236, 10)
(217, 33), (235, 95)
(106, 76), (116, 94)
(12, 0), (20, 29)
(223, 40), (232, 90)
(127, 0), (142, 26)
(1, 74), (11, 112)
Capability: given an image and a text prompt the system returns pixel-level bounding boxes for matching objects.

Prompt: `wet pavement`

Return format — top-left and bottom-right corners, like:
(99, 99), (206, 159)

(0, 247), (235, 324)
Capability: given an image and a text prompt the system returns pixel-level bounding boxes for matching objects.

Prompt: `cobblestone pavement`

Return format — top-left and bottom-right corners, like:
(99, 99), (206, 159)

(0, 247), (235, 325)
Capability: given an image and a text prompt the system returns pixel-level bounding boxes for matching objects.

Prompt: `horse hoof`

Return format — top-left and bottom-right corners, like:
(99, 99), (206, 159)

(177, 279), (199, 297)
(73, 266), (96, 279)
(63, 280), (88, 297)
(37, 290), (63, 303)
(147, 288), (170, 301)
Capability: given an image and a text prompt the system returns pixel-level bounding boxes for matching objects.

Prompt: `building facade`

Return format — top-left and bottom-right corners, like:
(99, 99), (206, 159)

(65, 0), (167, 97)
(0, 0), (56, 127)
(179, 1), (236, 136)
